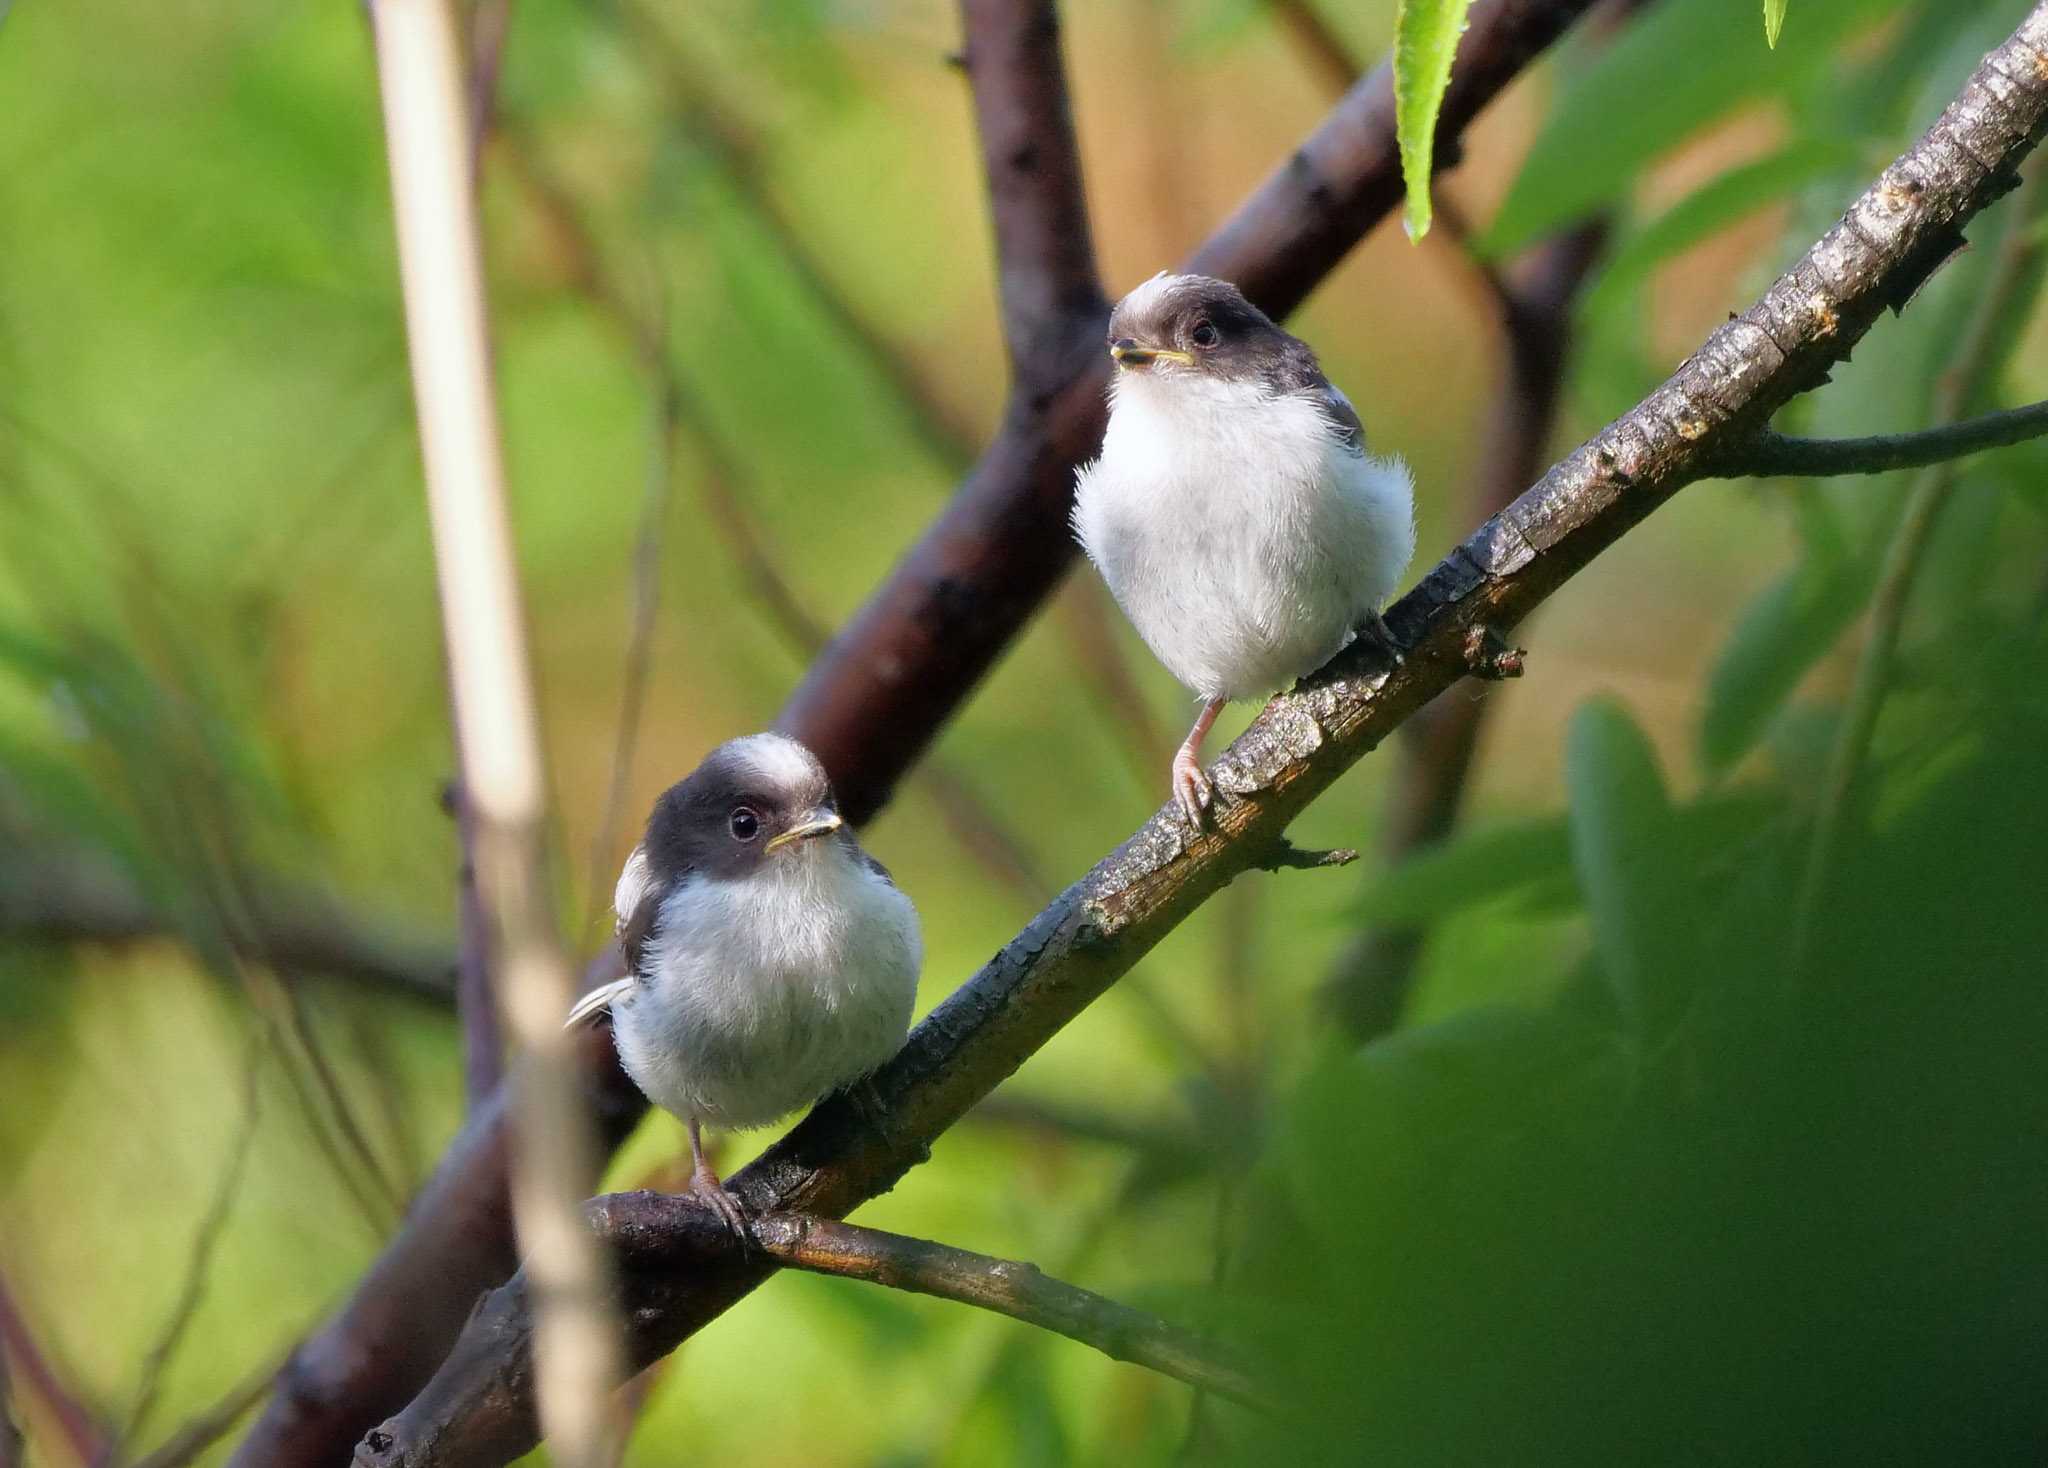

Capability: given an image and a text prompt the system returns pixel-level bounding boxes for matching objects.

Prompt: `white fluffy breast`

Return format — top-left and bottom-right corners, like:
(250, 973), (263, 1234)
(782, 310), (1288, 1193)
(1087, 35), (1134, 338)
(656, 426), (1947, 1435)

(1073, 371), (1414, 702)
(611, 844), (921, 1129)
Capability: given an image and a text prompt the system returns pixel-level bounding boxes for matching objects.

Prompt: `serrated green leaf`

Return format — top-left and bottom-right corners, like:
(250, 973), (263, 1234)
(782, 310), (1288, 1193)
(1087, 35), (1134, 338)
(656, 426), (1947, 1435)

(1481, 0), (1902, 259)
(1565, 699), (1677, 1029)
(1698, 557), (1867, 775)
(1765, 0), (1789, 47)
(1393, 0), (1477, 241)
(1586, 140), (1856, 318)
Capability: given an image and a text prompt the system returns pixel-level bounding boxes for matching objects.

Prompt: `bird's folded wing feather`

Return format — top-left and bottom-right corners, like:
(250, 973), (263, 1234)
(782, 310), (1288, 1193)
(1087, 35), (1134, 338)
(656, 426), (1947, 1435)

(562, 868), (670, 1028)
(1312, 376), (1366, 455)
(565, 975), (637, 1028)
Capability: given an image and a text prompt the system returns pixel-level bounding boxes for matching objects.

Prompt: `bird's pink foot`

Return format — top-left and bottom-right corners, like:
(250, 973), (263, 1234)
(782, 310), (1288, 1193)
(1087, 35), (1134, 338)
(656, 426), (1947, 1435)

(1171, 744), (1212, 829)
(688, 1158), (751, 1246)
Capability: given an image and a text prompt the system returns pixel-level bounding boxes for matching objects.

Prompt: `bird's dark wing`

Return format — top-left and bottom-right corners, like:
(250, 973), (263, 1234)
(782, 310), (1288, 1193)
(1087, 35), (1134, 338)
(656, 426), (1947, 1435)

(1310, 375), (1366, 455)
(616, 886), (662, 980)
(859, 849), (898, 886)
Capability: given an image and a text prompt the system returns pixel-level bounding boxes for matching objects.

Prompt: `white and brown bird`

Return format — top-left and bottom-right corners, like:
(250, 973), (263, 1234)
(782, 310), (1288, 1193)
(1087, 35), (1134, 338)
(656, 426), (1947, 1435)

(1073, 273), (1415, 825)
(568, 733), (921, 1233)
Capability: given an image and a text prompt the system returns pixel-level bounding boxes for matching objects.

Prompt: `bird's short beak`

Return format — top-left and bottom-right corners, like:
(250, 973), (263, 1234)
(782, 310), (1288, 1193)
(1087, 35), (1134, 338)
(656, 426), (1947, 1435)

(1110, 338), (1194, 370)
(765, 808), (843, 853)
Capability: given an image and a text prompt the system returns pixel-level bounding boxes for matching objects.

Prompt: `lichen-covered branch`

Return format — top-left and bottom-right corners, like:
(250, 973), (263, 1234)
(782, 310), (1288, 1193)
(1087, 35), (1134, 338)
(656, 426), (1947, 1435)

(357, 14), (2048, 1461)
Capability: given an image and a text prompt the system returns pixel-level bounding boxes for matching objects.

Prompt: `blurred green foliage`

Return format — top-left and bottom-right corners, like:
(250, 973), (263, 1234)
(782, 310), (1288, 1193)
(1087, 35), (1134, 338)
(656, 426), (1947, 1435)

(2, 0), (2046, 1464)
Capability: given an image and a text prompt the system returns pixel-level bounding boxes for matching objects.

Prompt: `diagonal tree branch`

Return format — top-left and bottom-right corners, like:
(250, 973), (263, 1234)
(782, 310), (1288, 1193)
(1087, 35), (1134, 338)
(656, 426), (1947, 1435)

(234, 5), (1608, 1462)
(357, 13), (2048, 1461)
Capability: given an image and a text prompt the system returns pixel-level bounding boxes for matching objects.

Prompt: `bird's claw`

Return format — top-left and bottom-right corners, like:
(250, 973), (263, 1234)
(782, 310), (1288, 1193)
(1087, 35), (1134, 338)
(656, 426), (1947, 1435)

(1361, 611), (1405, 668)
(689, 1165), (753, 1252)
(1171, 750), (1212, 830)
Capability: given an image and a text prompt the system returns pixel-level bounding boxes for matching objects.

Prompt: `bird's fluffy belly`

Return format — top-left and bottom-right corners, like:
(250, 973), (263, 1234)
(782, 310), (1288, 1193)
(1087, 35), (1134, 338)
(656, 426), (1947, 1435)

(613, 852), (920, 1129)
(1073, 376), (1413, 702)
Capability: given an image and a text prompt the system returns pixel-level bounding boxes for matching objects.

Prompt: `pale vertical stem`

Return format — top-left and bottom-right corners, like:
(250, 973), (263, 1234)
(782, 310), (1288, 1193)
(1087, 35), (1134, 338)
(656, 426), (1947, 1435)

(368, 1), (623, 1463)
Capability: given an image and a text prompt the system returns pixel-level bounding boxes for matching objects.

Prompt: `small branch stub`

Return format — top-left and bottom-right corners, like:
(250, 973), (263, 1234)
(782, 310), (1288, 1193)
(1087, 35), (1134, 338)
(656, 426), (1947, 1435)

(1255, 841), (1360, 873)
(1462, 624), (1526, 679)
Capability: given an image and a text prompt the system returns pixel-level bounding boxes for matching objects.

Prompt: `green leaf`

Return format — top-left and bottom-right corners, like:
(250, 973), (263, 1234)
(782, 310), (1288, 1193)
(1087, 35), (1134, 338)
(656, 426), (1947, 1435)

(1481, 0), (1902, 259)
(1565, 698), (1677, 1029)
(1346, 817), (1574, 926)
(1393, 0), (1478, 241)
(1698, 556), (1867, 776)
(1586, 140), (1856, 318)
(1765, 0), (1788, 47)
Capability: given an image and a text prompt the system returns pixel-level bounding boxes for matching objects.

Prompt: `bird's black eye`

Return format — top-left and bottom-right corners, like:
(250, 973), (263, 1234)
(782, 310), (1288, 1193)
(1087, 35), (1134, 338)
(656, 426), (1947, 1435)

(1191, 320), (1220, 349)
(729, 807), (761, 842)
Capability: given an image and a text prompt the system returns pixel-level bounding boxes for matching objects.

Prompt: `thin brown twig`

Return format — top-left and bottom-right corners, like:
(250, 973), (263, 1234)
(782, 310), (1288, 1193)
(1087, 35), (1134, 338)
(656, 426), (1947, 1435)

(1710, 399), (2048, 478)
(445, 781), (503, 1107)
(616, 0), (985, 467)
(0, 1277), (105, 1468)
(0, 835), (456, 1005)
(126, 1354), (288, 1468)
(739, 1211), (1277, 1411)
(581, 301), (681, 943)
(1264, 0), (1360, 99)
(109, 1029), (266, 1460)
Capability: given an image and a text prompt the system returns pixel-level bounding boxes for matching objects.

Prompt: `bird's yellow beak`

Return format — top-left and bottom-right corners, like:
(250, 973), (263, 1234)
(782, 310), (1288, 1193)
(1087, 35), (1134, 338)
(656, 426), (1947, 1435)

(765, 808), (843, 852)
(1110, 339), (1195, 370)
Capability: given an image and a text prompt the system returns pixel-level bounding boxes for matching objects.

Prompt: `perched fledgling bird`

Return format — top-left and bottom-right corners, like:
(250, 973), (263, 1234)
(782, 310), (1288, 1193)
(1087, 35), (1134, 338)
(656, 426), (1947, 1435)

(568, 733), (921, 1234)
(1073, 272), (1415, 825)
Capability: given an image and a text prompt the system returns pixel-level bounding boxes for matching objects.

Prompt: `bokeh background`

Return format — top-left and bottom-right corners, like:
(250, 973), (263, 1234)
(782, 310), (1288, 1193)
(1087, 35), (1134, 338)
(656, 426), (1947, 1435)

(3, 0), (2046, 1463)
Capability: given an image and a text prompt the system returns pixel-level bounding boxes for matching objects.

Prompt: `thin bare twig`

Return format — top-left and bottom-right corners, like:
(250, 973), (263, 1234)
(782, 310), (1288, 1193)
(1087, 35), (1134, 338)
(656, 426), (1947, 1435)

(370, 2), (624, 1463)
(445, 781), (503, 1107)
(581, 314), (681, 942)
(110, 1031), (266, 1459)
(1264, 0), (1359, 101)
(736, 1210), (1277, 1409)
(0, 1278), (105, 1468)
(0, 837), (455, 1005)
(127, 1354), (288, 1468)
(1712, 399), (2048, 478)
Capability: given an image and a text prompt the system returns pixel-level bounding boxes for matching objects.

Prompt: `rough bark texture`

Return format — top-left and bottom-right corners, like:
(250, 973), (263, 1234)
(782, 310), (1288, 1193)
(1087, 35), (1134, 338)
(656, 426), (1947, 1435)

(233, 4), (1598, 1462)
(353, 11), (2048, 1464)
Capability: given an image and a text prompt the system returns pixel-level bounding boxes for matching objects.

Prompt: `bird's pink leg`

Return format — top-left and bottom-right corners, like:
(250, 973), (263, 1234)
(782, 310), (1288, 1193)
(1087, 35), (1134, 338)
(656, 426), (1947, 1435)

(1171, 698), (1227, 828)
(687, 1116), (750, 1244)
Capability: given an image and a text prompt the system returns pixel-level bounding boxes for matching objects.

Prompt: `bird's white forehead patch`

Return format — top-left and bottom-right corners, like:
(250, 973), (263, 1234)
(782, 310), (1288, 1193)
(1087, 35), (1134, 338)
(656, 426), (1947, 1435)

(1116, 271), (1184, 323)
(726, 732), (825, 796)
